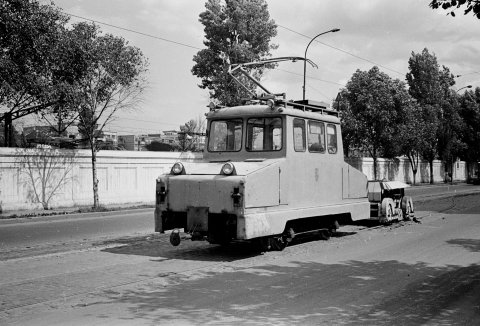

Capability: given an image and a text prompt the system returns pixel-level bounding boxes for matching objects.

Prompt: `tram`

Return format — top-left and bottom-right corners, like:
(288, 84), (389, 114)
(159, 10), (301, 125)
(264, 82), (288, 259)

(154, 57), (413, 250)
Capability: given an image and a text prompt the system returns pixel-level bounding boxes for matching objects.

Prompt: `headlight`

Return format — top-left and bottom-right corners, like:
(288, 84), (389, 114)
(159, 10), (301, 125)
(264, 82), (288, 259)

(171, 162), (184, 175)
(221, 162), (235, 175)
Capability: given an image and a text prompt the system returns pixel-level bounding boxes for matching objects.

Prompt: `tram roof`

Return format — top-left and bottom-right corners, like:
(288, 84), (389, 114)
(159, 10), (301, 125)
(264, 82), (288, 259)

(206, 99), (341, 124)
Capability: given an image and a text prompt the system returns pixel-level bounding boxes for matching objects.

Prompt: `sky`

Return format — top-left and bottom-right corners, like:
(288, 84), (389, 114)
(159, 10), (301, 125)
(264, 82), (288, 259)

(35, 0), (480, 135)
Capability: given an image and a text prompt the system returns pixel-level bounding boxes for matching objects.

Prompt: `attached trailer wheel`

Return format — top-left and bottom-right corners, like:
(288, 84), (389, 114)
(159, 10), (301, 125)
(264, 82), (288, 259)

(381, 198), (395, 223)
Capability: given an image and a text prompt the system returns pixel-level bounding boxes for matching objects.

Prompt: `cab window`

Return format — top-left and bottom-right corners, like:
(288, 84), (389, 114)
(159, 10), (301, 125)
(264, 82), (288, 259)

(208, 119), (243, 152)
(293, 118), (305, 152)
(246, 117), (282, 151)
(308, 120), (325, 153)
(327, 124), (337, 154)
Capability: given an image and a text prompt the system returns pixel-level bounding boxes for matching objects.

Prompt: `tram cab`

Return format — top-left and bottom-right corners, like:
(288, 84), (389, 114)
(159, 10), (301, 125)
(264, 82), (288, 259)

(154, 98), (371, 249)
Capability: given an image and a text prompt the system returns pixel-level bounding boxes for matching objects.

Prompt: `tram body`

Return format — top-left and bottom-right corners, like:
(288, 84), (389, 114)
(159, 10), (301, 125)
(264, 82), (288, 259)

(154, 100), (371, 247)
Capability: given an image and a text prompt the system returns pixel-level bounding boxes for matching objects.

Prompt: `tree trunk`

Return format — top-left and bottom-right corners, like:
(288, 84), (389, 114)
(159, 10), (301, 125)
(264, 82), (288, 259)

(429, 159), (434, 184)
(373, 156), (378, 181)
(407, 152), (418, 185)
(90, 146), (99, 208)
(450, 158), (454, 185)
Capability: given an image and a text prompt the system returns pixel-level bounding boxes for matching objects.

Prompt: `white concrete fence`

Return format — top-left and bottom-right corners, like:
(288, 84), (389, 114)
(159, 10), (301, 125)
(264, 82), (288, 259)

(345, 157), (467, 184)
(0, 148), (202, 212)
(0, 148), (468, 212)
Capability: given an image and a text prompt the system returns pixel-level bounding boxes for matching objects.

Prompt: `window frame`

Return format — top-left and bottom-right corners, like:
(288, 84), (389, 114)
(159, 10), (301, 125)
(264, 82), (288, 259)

(307, 120), (326, 153)
(207, 118), (244, 152)
(246, 117), (283, 152)
(326, 123), (338, 154)
(293, 118), (306, 152)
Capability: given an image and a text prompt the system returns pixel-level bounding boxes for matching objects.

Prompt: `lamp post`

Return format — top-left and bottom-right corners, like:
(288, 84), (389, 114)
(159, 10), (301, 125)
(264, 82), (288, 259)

(303, 28), (340, 100)
(456, 85), (472, 93)
(446, 85), (473, 184)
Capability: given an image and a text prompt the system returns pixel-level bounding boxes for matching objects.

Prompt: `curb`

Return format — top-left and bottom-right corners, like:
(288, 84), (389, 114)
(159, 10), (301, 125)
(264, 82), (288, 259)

(0, 205), (155, 224)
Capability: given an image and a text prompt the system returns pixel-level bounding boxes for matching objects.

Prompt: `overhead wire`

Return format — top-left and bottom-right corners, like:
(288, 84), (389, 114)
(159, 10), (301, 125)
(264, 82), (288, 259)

(277, 24), (405, 77)
(64, 12), (202, 50)
(275, 68), (345, 86)
(56, 8), (423, 135)
(60, 10), (367, 86)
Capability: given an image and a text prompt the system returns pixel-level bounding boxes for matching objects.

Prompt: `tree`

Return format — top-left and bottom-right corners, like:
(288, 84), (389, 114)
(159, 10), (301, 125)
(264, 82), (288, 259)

(406, 48), (456, 183)
(429, 0), (480, 18)
(397, 102), (427, 185)
(192, 0), (277, 106)
(17, 147), (76, 210)
(437, 91), (466, 182)
(176, 117), (206, 152)
(337, 66), (412, 180)
(73, 22), (148, 209)
(0, 0), (70, 146)
(458, 88), (480, 163)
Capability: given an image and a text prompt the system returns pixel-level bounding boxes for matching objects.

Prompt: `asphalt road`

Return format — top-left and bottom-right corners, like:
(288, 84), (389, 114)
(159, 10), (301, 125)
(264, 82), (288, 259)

(1, 183), (478, 255)
(0, 209), (154, 246)
(0, 184), (480, 325)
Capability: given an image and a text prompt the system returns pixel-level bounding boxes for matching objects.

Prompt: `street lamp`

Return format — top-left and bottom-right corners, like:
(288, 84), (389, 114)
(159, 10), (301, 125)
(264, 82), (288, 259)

(303, 28), (340, 100)
(456, 85), (472, 93)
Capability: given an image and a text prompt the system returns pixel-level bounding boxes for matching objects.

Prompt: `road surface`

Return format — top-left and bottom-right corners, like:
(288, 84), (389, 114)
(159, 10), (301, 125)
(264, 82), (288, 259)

(0, 184), (479, 325)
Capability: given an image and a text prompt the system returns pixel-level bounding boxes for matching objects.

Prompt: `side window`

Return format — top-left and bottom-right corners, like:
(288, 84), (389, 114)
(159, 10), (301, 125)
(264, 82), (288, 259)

(308, 120), (325, 153)
(293, 118), (305, 152)
(327, 124), (337, 154)
(246, 117), (282, 151)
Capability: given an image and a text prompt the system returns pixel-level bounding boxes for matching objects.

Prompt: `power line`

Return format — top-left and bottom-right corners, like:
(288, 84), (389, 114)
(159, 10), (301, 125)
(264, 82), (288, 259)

(306, 85), (333, 102)
(456, 71), (480, 77)
(61, 11), (351, 87)
(276, 68), (345, 86)
(277, 24), (405, 77)
(64, 12), (202, 51)
(117, 116), (180, 127)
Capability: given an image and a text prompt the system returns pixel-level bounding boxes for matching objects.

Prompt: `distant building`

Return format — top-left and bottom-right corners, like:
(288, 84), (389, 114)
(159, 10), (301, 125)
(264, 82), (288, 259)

(161, 130), (179, 145)
(97, 130), (118, 148)
(23, 125), (79, 148)
(118, 135), (139, 151)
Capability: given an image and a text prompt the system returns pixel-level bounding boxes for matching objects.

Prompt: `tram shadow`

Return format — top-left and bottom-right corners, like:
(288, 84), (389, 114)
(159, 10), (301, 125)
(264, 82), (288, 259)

(97, 227), (359, 262)
(286, 229), (357, 247)
(97, 233), (263, 262)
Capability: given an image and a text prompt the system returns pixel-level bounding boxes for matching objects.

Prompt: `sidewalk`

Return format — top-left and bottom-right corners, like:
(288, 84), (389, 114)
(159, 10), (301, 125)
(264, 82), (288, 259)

(0, 203), (154, 221)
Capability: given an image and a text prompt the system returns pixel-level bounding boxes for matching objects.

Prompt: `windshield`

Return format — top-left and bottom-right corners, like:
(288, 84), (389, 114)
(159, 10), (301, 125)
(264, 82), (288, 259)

(246, 117), (282, 151)
(208, 119), (243, 152)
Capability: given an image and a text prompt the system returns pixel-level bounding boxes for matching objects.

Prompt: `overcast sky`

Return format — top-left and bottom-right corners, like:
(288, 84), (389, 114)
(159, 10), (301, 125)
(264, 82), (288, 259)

(48, 0), (480, 135)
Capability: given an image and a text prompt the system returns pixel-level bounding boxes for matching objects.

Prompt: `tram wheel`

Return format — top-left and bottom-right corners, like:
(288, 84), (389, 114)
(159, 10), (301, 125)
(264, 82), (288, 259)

(319, 229), (331, 240)
(256, 237), (271, 252)
(270, 237), (288, 251)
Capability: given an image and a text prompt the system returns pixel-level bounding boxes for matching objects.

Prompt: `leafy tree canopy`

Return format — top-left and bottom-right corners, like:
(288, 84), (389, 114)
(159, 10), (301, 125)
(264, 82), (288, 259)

(406, 48), (462, 183)
(176, 118), (206, 152)
(338, 66), (413, 179)
(0, 0), (68, 119)
(458, 88), (480, 162)
(406, 48), (455, 107)
(192, 0), (277, 106)
(429, 0), (480, 18)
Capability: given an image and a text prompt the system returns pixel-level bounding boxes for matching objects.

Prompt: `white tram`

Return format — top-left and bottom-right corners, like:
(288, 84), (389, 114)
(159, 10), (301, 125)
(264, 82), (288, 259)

(154, 57), (413, 250)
